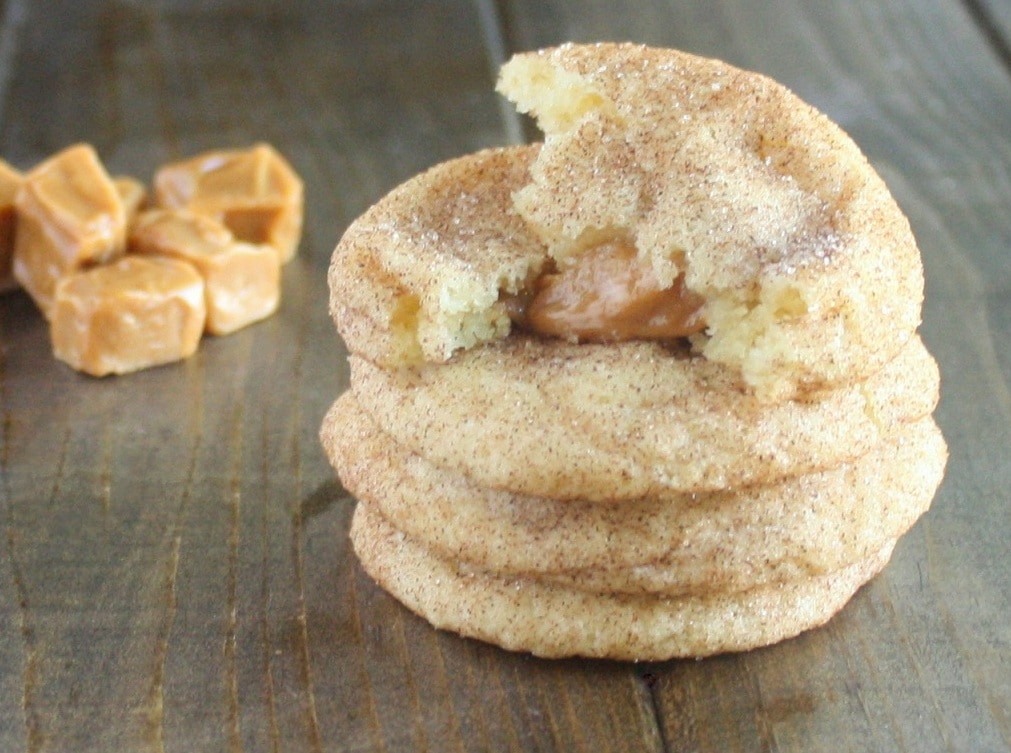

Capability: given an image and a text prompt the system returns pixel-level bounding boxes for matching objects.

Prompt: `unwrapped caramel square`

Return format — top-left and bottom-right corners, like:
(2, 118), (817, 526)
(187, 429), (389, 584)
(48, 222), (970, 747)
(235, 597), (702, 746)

(153, 143), (303, 263)
(12, 144), (127, 316)
(50, 255), (206, 376)
(130, 209), (280, 335)
(0, 159), (23, 292)
(114, 175), (148, 228)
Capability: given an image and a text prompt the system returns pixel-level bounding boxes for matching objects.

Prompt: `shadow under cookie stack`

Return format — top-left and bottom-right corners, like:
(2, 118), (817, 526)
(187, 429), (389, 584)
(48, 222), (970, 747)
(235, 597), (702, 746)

(320, 43), (947, 661)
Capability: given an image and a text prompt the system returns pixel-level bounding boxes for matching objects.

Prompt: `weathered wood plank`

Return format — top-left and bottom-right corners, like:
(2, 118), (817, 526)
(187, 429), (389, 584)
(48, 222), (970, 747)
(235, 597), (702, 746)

(498, 0), (1011, 751)
(964, 0), (1011, 65)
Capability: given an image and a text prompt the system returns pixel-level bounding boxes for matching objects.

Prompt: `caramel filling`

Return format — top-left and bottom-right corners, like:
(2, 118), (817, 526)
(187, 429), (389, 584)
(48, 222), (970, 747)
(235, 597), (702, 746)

(505, 240), (706, 342)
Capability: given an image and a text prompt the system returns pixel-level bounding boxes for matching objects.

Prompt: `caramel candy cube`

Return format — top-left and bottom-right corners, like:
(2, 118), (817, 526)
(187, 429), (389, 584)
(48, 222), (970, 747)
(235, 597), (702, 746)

(114, 175), (148, 228)
(13, 143), (127, 316)
(50, 255), (206, 377)
(154, 143), (303, 263)
(130, 209), (280, 335)
(0, 159), (24, 292)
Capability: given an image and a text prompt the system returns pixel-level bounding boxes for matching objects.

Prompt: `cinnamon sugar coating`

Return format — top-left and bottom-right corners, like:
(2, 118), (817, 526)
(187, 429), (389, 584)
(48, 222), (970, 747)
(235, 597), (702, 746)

(329, 147), (546, 366)
(351, 502), (895, 661)
(499, 42), (924, 398)
(323, 395), (946, 596)
(322, 43), (948, 661)
(349, 334), (938, 500)
(331, 44), (925, 399)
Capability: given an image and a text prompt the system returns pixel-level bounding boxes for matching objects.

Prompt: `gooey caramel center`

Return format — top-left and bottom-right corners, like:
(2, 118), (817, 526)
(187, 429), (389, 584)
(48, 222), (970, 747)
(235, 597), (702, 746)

(505, 240), (706, 342)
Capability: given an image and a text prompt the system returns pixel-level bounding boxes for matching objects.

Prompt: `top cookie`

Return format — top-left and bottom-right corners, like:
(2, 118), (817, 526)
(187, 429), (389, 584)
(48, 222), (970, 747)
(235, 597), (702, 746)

(330, 43), (924, 399)
(498, 43), (923, 398)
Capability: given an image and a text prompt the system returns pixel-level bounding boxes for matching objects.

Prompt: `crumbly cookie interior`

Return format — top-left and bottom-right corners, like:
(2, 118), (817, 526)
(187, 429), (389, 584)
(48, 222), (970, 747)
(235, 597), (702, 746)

(332, 148), (548, 366)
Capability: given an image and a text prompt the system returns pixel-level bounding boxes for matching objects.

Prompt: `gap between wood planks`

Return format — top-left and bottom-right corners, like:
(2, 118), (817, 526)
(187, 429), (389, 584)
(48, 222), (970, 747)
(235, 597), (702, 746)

(960, 0), (1011, 72)
(0, 0), (27, 133)
(474, 0), (540, 145)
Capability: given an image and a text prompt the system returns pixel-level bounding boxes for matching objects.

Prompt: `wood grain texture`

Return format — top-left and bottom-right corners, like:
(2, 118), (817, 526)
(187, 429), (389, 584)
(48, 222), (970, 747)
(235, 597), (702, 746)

(0, 0), (1008, 751)
(964, 0), (1011, 67)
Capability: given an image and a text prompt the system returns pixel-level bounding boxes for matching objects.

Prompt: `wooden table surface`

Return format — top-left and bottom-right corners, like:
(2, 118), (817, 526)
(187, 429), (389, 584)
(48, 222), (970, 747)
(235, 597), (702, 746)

(1, 1), (1009, 751)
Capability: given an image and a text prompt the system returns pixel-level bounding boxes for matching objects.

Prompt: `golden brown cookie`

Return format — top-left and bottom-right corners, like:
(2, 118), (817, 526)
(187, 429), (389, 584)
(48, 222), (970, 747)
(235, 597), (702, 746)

(329, 146), (545, 367)
(350, 502), (895, 661)
(323, 394), (945, 595)
(349, 334), (938, 500)
(499, 43), (923, 399)
(330, 44), (924, 401)
(322, 42), (947, 660)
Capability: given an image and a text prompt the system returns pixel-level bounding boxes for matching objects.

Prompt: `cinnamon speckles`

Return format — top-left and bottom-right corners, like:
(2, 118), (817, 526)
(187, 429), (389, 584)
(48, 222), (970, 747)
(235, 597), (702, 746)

(497, 43), (923, 399)
(321, 43), (946, 661)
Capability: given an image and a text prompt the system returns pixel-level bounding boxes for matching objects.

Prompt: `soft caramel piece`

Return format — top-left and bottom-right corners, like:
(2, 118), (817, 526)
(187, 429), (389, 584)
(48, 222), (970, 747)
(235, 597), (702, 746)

(0, 159), (23, 292)
(50, 255), (206, 377)
(12, 143), (127, 316)
(114, 175), (148, 228)
(507, 239), (706, 342)
(130, 209), (280, 335)
(153, 143), (303, 263)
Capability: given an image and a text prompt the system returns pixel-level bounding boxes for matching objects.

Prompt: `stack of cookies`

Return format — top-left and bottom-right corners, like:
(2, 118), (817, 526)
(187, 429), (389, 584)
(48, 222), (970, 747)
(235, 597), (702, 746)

(320, 44), (947, 660)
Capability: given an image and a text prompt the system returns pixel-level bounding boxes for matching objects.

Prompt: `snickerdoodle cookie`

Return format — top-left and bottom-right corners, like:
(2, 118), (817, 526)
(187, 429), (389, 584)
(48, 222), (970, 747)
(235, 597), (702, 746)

(351, 502), (897, 661)
(331, 43), (925, 401)
(349, 334), (938, 500)
(323, 395), (946, 596)
(322, 42), (947, 660)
